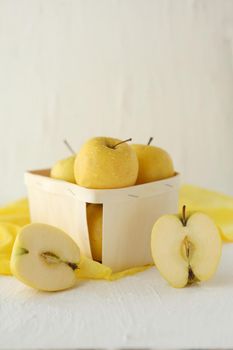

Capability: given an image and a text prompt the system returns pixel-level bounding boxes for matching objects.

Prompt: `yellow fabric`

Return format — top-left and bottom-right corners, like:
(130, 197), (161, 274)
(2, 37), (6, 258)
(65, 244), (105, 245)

(179, 185), (233, 242)
(0, 199), (30, 275)
(76, 256), (151, 281)
(0, 185), (233, 279)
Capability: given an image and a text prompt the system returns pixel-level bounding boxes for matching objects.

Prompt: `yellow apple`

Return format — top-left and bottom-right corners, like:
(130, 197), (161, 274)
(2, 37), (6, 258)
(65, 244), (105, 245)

(50, 155), (76, 183)
(11, 223), (80, 291)
(74, 137), (138, 189)
(131, 138), (174, 184)
(86, 204), (103, 262)
(151, 206), (222, 288)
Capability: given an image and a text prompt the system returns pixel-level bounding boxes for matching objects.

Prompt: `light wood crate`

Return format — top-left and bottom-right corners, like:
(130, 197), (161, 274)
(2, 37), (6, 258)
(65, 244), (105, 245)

(25, 170), (180, 272)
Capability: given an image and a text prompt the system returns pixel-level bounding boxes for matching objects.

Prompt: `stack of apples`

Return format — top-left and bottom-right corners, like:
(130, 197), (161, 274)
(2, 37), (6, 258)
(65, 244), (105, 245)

(50, 136), (175, 262)
(10, 136), (222, 291)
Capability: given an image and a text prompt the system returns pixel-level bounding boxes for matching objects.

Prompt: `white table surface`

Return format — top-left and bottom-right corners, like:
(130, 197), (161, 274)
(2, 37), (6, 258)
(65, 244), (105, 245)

(1, 243), (233, 349)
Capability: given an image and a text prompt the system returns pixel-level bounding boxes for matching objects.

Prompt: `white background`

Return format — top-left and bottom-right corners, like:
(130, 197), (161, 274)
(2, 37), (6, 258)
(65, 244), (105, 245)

(1, 0), (233, 204)
(1, 2), (233, 349)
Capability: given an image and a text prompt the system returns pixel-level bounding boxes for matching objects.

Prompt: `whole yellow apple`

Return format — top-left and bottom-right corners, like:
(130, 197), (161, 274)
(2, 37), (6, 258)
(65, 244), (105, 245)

(131, 138), (174, 184)
(50, 155), (76, 183)
(74, 137), (138, 189)
(86, 204), (102, 262)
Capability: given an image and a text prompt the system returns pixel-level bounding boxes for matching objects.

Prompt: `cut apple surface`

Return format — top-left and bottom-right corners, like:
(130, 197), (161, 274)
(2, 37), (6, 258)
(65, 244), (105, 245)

(151, 207), (222, 288)
(11, 223), (80, 291)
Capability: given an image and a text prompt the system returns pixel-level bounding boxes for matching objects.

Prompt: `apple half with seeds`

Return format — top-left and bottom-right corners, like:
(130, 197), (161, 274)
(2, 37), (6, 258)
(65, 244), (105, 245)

(151, 206), (222, 288)
(11, 223), (80, 291)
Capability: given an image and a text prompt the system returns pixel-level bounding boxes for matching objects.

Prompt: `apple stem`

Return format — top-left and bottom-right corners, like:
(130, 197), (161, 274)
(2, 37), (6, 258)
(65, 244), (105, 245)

(63, 139), (76, 155)
(182, 205), (187, 226)
(112, 138), (132, 149)
(147, 137), (153, 145)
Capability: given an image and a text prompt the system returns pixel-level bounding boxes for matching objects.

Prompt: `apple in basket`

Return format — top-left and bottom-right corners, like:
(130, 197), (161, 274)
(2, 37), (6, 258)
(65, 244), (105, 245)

(131, 137), (174, 184)
(50, 140), (76, 183)
(74, 137), (138, 189)
(50, 136), (176, 263)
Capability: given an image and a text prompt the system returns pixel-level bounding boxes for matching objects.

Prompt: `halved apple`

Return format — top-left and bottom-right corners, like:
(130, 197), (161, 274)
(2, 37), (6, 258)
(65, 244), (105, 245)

(11, 223), (80, 291)
(151, 206), (222, 288)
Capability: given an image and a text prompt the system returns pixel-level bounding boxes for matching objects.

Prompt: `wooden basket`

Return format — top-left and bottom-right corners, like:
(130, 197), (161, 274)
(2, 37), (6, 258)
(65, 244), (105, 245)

(25, 170), (180, 272)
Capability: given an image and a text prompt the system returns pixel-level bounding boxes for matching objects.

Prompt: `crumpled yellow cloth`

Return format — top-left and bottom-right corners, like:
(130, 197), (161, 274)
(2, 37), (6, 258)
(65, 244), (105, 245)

(179, 185), (233, 242)
(0, 199), (30, 275)
(1, 185), (233, 279)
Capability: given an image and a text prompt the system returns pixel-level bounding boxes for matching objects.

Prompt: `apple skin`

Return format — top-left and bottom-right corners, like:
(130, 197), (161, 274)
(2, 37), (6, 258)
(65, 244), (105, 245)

(74, 137), (139, 189)
(86, 204), (102, 262)
(131, 144), (174, 184)
(50, 156), (76, 183)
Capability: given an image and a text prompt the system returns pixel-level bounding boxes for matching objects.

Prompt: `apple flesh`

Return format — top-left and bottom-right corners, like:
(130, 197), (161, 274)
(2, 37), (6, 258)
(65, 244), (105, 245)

(50, 155), (76, 183)
(131, 143), (174, 184)
(86, 204), (103, 262)
(151, 207), (222, 288)
(11, 223), (80, 291)
(74, 137), (138, 189)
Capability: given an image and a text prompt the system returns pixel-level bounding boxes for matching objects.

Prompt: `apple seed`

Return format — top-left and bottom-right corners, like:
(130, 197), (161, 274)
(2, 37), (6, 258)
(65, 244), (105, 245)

(40, 251), (78, 270)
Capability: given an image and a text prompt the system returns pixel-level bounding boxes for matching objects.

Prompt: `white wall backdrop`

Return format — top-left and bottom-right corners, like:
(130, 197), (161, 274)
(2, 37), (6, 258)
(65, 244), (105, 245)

(0, 0), (233, 204)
